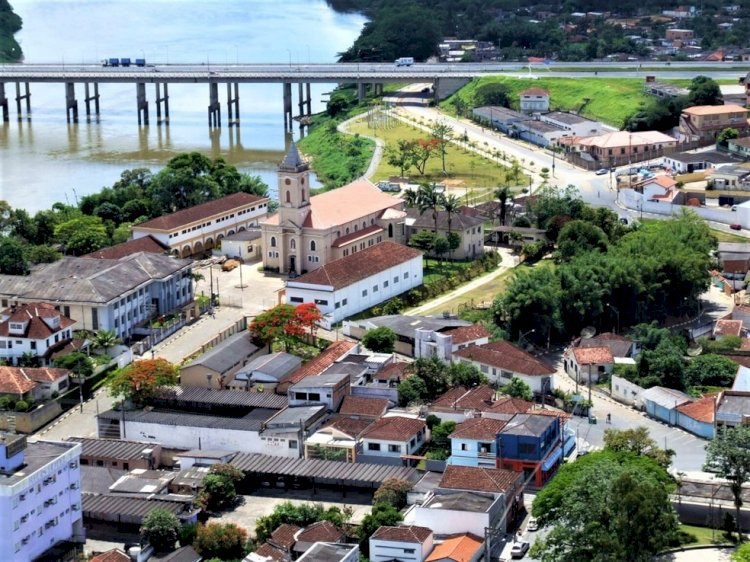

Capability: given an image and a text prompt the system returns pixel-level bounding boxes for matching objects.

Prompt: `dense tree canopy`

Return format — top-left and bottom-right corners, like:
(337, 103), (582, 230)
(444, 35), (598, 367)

(255, 502), (349, 543)
(108, 358), (179, 405)
(141, 508), (180, 553)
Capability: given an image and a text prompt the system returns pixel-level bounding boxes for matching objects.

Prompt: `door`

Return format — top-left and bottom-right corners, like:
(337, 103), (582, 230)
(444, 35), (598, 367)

(289, 255), (296, 274)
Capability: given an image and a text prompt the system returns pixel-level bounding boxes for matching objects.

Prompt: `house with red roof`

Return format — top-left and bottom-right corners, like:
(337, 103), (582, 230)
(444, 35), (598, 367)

(676, 394), (715, 439)
(0, 302), (78, 367)
(447, 417), (507, 468)
(519, 87), (550, 113)
(0, 366), (71, 401)
(261, 144), (407, 276)
(424, 534), (483, 562)
(284, 241), (423, 327)
(360, 416), (427, 464)
(452, 340), (555, 394)
(370, 525), (434, 562)
(304, 416), (374, 463)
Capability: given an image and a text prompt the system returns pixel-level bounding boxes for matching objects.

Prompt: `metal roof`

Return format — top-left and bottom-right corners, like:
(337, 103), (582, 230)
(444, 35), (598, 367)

(641, 386), (693, 410)
(356, 315), (470, 340)
(97, 407), (275, 431)
(230, 453), (416, 486)
(236, 352), (302, 382)
(157, 385), (287, 409)
(67, 437), (157, 460)
(181, 331), (259, 374)
(82, 493), (188, 518)
(291, 371), (350, 389)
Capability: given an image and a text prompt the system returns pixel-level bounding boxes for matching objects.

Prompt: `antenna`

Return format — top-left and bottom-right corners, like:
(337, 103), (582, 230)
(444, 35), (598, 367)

(580, 326), (596, 339)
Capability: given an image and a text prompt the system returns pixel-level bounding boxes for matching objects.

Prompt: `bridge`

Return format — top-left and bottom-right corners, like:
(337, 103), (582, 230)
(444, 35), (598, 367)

(1, 61), (748, 129)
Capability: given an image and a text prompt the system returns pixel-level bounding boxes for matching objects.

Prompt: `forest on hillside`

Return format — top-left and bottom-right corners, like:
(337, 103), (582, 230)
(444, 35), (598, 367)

(0, 0), (22, 62)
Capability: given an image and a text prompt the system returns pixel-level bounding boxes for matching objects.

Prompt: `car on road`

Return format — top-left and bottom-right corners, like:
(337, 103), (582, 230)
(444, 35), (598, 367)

(527, 518), (538, 531)
(731, 224), (742, 231)
(511, 541), (530, 558)
(595, 168), (608, 175)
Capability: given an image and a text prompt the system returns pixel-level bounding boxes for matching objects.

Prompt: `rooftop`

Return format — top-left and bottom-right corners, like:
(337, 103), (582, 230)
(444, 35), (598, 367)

(676, 394), (715, 424)
(0, 439), (80, 487)
(295, 521), (345, 546)
(155, 385), (287, 410)
(361, 416), (426, 442)
(501, 413), (555, 437)
(291, 370), (350, 390)
(371, 525), (433, 544)
(425, 533), (483, 562)
(97, 407), (276, 432)
(82, 492), (191, 519)
(716, 319), (743, 337)
(0, 302), (76, 339)
(444, 324), (491, 344)
(520, 87), (550, 96)
(641, 386), (693, 410)
(270, 523), (301, 550)
(439, 465), (522, 494)
(487, 397), (535, 415)
(235, 352), (302, 383)
(453, 341), (555, 376)
(0, 366), (70, 395)
(320, 416), (374, 438)
(683, 104), (748, 116)
(288, 241), (422, 291)
(89, 550), (131, 562)
(431, 385), (497, 412)
(279, 143), (309, 173)
(339, 395), (390, 418)
(449, 417), (507, 440)
(256, 542), (292, 562)
(354, 315), (470, 340)
(67, 437), (158, 460)
(296, 543), (358, 562)
(423, 491), (495, 512)
(576, 130), (675, 148)
(280, 341), (356, 389)
(83, 235), (169, 260)
(181, 331), (259, 375)
(572, 346), (615, 365)
(135, 192), (268, 231)
(408, 209), (484, 231)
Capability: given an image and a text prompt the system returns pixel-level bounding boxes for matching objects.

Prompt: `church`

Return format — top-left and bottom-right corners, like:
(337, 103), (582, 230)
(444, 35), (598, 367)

(261, 144), (408, 275)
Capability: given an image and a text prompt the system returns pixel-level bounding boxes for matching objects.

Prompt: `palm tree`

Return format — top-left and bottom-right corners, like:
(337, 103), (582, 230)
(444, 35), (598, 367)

(417, 183), (445, 236)
(93, 329), (122, 356)
(442, 194), (461, 261)
(402, 188), (420, 209)
(495, 186), (512, 226)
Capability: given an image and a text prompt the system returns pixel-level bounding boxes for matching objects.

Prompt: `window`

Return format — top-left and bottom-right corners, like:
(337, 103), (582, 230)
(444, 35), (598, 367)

(290, 239), (296, 250)
(388, 444), (400, 453)
(285, 191), (291, 203)
(373, 285), (378, 292)
(290, 297), (303, 303)
(270, 237), (277, 248)
(342, 298), (348, 306)
(362, 290), (368, 297)
(383, 280), (389, 288)
(314, 299), (328, 306)
(310, 240), (316, 252)
(289, 440), (298, 449)
(394, 276), (399, 283)
(404, 272), (409, 279)
(368, 443), (381, 451)
(461, 443), (468, 451)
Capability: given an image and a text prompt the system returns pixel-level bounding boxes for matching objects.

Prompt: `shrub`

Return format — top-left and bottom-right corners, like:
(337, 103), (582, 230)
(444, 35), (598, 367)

(14, 400), (29, 412)
(140, 508), (179, 553)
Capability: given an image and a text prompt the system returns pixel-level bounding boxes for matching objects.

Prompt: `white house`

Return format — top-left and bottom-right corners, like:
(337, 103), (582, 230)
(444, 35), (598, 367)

(0, 303), (77, 366)
(452, 341), (556, 394)
(403, 490), (501, 537)
(360, 416), (427, 463)
(296, 543), (359, 562)
(539, 111), (609, 138)
(0, 366), (71, 401)
(519, 88), (550, 113)
(285, 242), (423, 328)
(563, 347), (614, 385)
(0, 433), (84, 561)
(370, 526), (434, 562)
(287, 371), (350, 411)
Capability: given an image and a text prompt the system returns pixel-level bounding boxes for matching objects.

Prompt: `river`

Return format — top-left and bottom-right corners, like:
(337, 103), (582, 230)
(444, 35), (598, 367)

(0, 0), (366, 212)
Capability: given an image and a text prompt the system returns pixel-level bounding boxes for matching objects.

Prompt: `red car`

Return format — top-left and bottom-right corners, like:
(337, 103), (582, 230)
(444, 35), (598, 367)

(731, 224), (742, 231)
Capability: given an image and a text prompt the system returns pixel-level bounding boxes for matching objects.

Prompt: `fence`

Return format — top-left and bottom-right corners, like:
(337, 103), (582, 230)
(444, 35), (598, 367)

(566, 140), (703, 170)
(130, 312), (201, 356)
(618, 188), (739, 226)
(193, 316), (249, 356)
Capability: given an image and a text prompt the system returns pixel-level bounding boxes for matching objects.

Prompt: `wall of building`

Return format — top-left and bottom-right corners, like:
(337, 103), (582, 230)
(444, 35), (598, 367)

(370, 536), (433, 562)
(610, 375), (644, 406)
(676, 412), (714, 439)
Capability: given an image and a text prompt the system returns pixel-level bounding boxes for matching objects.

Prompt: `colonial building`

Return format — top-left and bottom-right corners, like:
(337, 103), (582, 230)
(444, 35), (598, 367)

(261, 144), (407, 275)
(0, 303), (77, 366)
(680, 104), (750, 144)
(132, 192), (270, 258)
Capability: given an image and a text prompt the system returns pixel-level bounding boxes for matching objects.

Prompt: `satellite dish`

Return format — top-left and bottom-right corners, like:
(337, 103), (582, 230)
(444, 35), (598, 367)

(686, 343), (703, 357)
(580, 326), (596, 339)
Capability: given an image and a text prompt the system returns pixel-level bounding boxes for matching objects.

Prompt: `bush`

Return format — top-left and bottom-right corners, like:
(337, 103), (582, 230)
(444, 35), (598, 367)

(193, 522), (249, 560)
(140, 508), (180, 553)
(14, 400), (29, 412)
(0, 395), (14, 410)
(179, 522), (198, 547)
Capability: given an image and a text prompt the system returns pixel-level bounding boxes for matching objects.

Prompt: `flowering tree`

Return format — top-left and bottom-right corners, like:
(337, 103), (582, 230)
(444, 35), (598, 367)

(108, 358), (179, 405)
(294, 302), (322, 343)
(249, 303), (321, 351)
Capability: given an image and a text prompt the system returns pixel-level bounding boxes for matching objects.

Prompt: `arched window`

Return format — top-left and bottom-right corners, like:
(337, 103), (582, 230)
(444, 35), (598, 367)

(285, 191), (291, 203)
(270, 236), (277, 248)
(388, 224), (394, 238)
(362, 221), (366, 228)
(346, 227), (350, 234)
(290, 239), (296, 250)
(310, 240), (317, 252)
(301, 189), (306, 201)
(354, 225), (358, 232)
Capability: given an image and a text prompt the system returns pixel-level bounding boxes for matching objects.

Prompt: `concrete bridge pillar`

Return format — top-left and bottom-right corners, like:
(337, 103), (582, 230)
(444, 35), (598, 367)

(84, 82), (100, 121)
(65, 82), (78, 123)
(208, 82), (220, 128)
(283, 82), (292, 131)
(227, 82), (239, 127)
(357, 82), (366, 102)
(305, 83), (311, 116)
(0, 83), (8, 122)
(297, 82), (304, 119)
(15, 82), (31, 120)
(374, 83), (383, 96)
(136, 82), (149, 126)
(155, 82), (169, 125)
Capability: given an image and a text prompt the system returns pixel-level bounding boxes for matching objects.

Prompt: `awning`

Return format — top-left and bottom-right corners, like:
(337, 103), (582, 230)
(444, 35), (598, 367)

(563, 434), (576, 456)
(542, 447), (563, 471)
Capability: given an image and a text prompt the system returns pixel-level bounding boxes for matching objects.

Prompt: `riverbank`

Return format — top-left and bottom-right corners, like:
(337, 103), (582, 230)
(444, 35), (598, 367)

(0, 0), (22, 62)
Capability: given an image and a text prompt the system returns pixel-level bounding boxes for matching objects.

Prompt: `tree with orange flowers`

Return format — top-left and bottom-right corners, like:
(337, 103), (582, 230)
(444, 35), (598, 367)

(249, 303), (322, 352)
(294, 302), (323, 344)
(109, 358), (179, 405)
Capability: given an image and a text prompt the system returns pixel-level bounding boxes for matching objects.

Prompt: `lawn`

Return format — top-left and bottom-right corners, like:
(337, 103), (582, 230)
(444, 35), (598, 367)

(347, 116), (520, 189)
(712, 228), (750, 243)
(442, 76), (665, 129)
(678, 524), (731, 546)
(418, 268), (513, 317)
(422, 259), (472, 285)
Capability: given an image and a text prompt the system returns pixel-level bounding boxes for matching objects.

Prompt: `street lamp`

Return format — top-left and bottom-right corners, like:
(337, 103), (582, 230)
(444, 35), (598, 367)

(606, 303), (620, 334)
(518, 328), (535, 349)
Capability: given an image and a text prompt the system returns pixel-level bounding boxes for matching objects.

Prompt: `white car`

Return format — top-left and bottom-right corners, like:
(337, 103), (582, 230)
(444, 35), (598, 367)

(527, 518), (538, 531)
(595, 168), (608, 175)
(511, 541), (530, 558)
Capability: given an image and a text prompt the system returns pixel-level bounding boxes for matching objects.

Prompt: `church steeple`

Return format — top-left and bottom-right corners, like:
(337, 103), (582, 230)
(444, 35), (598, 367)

(278, 142), (311, 222)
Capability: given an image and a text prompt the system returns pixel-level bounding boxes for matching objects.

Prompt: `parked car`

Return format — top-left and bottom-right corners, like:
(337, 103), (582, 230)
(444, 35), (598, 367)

(222, 259), (240, 272)
(731, 224), (743, 231)
(511, 542), (530, 559)
(595, 168), (608, 175)
(527, 518), (538, 532)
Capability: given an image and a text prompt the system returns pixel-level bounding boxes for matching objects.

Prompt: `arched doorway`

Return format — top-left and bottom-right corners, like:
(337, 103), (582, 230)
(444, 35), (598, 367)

(193, 241), (204, 255)
(181, 245), (192, 258)
(205, 237), (215, 250)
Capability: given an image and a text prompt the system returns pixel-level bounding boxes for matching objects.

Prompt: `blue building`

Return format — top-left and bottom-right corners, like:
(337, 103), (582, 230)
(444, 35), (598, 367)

(497, 414), (561, 487)
(640, 386), (692, 425)
(447, 417), (506, 468)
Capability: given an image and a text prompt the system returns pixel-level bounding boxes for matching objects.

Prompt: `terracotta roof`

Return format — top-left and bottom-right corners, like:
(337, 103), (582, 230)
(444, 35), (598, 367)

(278, 341), (356, 391)
(380, 208), (407, 220)
(288, 241), (422, 291)
(134, 192), (268, 231)
(683, 104), (747, 116)
(572, 346), (614, 365)
(425, 533), (483, 562)
(270, 524), (301, 550)
(24, 367), (70, 383)
(83, 235), (169, 259)
(649, 175), (677, 189)
(0, 302), (76, 339)
(716, 319), (743, 337)
(530, 407), (572, 422)
(372, 525), (433, 543)
(439, 465), (522, 494)
(676, 395), (715, 424)
(449, 417), (507, 440)
(332, 225), (384, 248)
(362, 416), (426, 442)
(445, 324), (491, 345)
(431, 385), (497, 412)
(90, 550), (131, 562)
(576, 130), (675, 149)
(295, 521), (345, 544)
(453, 341), (555, 376)
(520, 88), (550, 96)
(487, 397), (534, 414)
(0, 366), (38, 395)
(339, 395), (389, 418)
(256, 542), (292, 562)
(375, 362), (411, 381)
(324, 416), (374, 438)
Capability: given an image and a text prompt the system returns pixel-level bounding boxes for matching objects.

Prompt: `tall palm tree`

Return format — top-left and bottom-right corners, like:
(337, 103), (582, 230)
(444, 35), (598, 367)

(93, 329), (122, 356)
(402, 188), (420, 209)
(417, 183), (445, 235)
(495, 186), (512, 226)
(443, 194), (461, 261)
